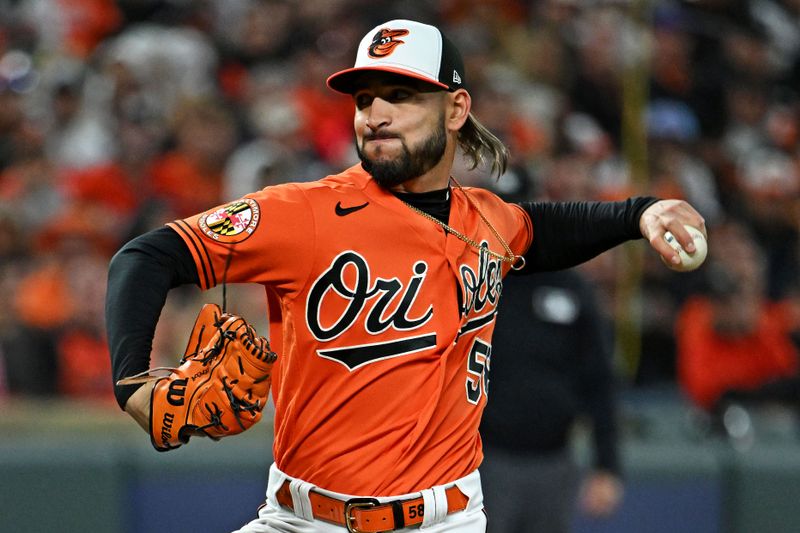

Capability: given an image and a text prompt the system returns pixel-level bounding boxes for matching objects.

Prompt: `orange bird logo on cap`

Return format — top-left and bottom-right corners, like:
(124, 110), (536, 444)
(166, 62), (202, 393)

(368, 28), (410, 58)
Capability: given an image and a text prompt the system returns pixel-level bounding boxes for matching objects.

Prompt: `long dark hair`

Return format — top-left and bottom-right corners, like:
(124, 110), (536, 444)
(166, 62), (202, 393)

(457, 113), (510, 178)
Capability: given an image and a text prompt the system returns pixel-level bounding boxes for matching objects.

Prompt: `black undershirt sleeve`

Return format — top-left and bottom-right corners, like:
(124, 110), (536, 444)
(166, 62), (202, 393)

(516, 197), (659, 273)
(105, 226), (199, 409)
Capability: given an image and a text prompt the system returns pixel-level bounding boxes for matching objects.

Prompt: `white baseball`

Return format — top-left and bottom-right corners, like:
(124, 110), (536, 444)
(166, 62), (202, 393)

(662, 224), (707, 272)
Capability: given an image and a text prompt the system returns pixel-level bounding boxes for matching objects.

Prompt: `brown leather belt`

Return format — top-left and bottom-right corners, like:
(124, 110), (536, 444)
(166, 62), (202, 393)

(275, 480), (469, 532)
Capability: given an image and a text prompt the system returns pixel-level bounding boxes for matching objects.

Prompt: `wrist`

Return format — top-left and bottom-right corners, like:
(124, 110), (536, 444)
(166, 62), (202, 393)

(124, 381), (155, 433)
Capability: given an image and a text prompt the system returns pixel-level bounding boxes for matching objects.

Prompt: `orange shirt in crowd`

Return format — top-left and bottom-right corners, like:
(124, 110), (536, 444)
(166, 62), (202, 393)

(58, 0), (122, 57)
(676, 297), (799, 410)
(57, 329), (113, 400)
(62, 163), (142, 217)
(147, 152), (223, 218)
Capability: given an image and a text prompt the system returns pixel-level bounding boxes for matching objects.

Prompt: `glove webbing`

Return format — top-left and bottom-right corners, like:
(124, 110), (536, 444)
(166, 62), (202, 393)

(185, 316), (276, 439)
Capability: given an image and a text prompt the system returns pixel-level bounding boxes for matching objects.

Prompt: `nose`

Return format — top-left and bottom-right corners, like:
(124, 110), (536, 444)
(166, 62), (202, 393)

(365, 97), (392, 131)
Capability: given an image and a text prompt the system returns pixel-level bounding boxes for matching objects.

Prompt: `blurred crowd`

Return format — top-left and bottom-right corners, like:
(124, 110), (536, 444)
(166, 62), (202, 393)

(0, 0), (799, 416)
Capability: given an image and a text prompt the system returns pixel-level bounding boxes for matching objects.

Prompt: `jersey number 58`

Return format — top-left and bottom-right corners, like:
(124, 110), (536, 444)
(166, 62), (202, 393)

(465, 338), (491, 405)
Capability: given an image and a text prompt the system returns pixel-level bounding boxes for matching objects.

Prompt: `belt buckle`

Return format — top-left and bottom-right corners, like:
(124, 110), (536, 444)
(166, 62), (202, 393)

(344, 497), (380, 533)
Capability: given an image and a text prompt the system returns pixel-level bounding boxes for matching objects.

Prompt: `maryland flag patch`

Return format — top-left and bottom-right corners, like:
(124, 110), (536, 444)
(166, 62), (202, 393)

(198, 198), (260, 243)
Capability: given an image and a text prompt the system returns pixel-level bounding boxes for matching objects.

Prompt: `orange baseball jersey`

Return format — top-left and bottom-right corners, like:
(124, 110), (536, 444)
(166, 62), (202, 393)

(168, 164), (533, 496)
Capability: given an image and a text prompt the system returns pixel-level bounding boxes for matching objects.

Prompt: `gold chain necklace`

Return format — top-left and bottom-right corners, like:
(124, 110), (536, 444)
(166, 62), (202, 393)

(399, 177), (526, 270)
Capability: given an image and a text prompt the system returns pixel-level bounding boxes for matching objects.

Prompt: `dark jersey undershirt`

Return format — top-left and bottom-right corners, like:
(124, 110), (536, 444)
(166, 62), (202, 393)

(393, 188), (452, 223)
(106, 191), (657, 408)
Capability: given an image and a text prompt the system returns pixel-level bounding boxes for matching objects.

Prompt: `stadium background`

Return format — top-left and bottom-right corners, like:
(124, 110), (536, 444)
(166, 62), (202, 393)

(1, 0), (800, 531)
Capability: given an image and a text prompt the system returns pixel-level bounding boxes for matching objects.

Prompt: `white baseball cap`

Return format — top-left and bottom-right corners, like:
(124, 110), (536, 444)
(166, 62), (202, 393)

(327, 19), (466, 94)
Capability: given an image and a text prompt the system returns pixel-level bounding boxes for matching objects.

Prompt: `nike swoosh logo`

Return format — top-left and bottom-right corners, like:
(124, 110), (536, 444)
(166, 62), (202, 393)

(335, 201), (369, 216)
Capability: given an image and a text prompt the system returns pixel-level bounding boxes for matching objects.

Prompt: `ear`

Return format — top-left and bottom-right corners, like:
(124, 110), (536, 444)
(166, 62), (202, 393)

(446, 89), (471, 132)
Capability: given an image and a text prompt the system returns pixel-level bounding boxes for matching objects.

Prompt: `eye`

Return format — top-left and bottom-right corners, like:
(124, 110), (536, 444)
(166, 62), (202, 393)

(354, 93), (373, 110)
(387, 88), (413, 102)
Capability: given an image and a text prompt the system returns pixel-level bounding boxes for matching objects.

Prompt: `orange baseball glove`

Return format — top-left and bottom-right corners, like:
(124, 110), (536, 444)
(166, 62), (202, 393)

(118, 303), (277, 451)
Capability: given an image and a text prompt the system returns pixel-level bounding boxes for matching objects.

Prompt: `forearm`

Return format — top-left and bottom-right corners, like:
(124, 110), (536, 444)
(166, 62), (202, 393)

(589, 395), (621, 475)
(106, 227), (198, 409)
(517, 197), (658, 272)
(581, 308), (621, 475)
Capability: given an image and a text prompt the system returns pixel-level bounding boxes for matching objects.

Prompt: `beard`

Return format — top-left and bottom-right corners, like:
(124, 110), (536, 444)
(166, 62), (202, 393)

(357, 115), (447, 189)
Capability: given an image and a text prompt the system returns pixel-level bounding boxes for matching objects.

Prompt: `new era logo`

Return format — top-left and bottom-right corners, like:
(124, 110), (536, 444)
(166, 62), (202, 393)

(453, 70), (462, 84)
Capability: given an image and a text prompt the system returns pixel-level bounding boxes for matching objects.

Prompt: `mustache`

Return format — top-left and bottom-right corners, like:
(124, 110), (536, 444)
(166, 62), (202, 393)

(363, 131), (402, 142)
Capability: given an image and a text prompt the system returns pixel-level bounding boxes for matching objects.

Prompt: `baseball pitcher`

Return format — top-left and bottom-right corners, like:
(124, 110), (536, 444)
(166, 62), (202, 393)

(107, 19), (705, 533)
